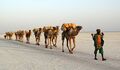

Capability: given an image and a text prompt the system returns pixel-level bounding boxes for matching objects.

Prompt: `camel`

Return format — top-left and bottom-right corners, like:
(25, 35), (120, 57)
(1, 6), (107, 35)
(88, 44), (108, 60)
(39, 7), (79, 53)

(43, 26), (59, 48)
(52, 26), (59, 47)
(61, 23), (82, 54)
(25, 30), (31, 44)
(15, 31), (19, 41)
(43, 26), (54, 49)
(33, 28), (42, 45)
(5, 32), (13, 40)
(17, 30), (25, 42)
(4, 35), (6, 39)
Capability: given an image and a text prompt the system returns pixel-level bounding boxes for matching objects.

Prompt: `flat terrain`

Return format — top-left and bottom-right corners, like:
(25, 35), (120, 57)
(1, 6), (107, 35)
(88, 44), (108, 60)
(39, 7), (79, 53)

(0, 32), (120, 70)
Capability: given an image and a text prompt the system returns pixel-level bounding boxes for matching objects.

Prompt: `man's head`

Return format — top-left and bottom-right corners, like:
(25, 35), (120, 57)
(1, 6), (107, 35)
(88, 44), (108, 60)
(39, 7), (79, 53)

(96, 29), (101, 34)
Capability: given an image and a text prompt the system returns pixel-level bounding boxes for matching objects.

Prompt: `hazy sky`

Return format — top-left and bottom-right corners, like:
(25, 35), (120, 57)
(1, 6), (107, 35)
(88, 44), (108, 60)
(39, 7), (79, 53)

(0, 0), (120, 34)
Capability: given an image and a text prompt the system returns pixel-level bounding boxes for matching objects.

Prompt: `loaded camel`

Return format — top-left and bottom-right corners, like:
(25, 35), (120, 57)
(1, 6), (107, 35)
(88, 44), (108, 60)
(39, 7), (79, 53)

(33, 28), (42, 45)
(16, 30), (25, 42)
(61, 23), (82, 54)
(43, 26), (59, 49)
(25, 30), (31, 44)
(52, 26), (59, 47)
(43, 26), (54, 49)
(4, 32), (13, 40)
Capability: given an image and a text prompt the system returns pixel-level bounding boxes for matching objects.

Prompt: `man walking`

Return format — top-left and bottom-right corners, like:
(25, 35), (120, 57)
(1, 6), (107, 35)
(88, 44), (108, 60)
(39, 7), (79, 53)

(91, 29), (106, 61)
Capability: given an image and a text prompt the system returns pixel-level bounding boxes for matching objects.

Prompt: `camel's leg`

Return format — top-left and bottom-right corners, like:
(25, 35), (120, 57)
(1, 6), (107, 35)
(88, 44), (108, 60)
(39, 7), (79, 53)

(6, 36), (7, 39)
(16, 36), (18, 40)
(9, 36), (10, 40)
(48, 38), (50, 48)
(26, 37), (28, 43)
(52, 36), (57, 47)
(71, 37), (76, 51)
(21, 36), (22, 41)
(9, 36), (11, 40)
(15, 36), (16, 40)
(66, 38), (72, 53)
(35, 38), (38, 45)
(50, 37), (52, 49)
(62, 36), (65, 52)
(28, 37), (30, 43)
(37, 37), (40, 45)
(68, 38), (73, 54)
(7, 36), (9, 39)
(39, 37), (40, 45)
(69, 38), (72, 50)
(66, 39), (69, 50)
(10, 36), (12, 40)
(20, 36), (23, 42)
(54, 36), (57, 47)
(35, 37), (37, 42)
(52, 37), (54, 46)
(35, 38), (37, 45)
(44, 34), (48, 48)
(45, 38), (47, 48)
(19, 36), (21, 41)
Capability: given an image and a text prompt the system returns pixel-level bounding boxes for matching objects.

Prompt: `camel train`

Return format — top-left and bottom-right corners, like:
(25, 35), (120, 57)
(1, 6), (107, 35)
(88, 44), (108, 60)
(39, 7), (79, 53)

(4, 23), (82, 54)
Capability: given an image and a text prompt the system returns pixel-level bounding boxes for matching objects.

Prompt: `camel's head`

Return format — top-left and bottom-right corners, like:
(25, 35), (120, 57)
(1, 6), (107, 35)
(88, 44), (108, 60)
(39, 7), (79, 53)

(25, 30), (32, 34)
(43, 27), (46, 32)
(52, 26), (59, 33)
(76, 26), (82, 31)
(39, 28), (42, 32)
(29, 30), (31, 33)
(33, 28), (38, 33)
(56, 26), (59, 30)
(53, 26), (59, 30)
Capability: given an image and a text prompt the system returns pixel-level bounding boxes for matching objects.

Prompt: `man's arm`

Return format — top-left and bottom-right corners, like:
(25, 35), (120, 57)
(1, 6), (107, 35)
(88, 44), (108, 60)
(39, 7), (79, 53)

(91, 33), (95, 40)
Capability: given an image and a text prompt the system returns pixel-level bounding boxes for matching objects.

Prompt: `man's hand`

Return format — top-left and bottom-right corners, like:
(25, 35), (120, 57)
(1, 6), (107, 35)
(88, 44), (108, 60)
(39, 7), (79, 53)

(91, 33), (94, 37)
(102, 32), (104, 36)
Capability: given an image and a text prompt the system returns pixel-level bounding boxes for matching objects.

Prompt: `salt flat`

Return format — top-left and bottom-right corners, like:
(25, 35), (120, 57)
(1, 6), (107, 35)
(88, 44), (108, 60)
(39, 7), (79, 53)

(0, 32), (120, 70)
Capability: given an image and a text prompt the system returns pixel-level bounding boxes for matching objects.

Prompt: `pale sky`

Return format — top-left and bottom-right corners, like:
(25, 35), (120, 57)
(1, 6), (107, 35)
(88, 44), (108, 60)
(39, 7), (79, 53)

(0, 0), (120, 34)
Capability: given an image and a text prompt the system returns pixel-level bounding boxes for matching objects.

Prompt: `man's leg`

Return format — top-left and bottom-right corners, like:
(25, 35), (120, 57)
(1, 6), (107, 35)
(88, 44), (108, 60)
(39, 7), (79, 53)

(94, 47), (98, 60)
(99, 47), (106, 61)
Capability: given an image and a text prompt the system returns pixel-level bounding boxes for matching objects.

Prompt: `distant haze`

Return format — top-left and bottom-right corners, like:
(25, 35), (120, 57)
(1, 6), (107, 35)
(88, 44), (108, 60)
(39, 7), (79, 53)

(0, 0), (120, 34)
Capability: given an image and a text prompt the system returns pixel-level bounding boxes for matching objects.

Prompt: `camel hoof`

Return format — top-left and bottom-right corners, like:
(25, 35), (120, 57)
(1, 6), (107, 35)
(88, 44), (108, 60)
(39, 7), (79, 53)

(70, 52), (73, 54)
(50, 47), (52, 49)
(53, 44), (57, 47)
(71, 48), (74, 51)
(26, 42), (30, 44)
(37, 43), (40, 45)
(69, 50), (73, 54)
(45, 45), (48, 48)
(36, 43), (40, 45)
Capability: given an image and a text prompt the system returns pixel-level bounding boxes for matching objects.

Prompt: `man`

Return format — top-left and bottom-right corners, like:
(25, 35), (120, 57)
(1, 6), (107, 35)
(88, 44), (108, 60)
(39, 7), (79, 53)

(91, 29), (106, 61)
